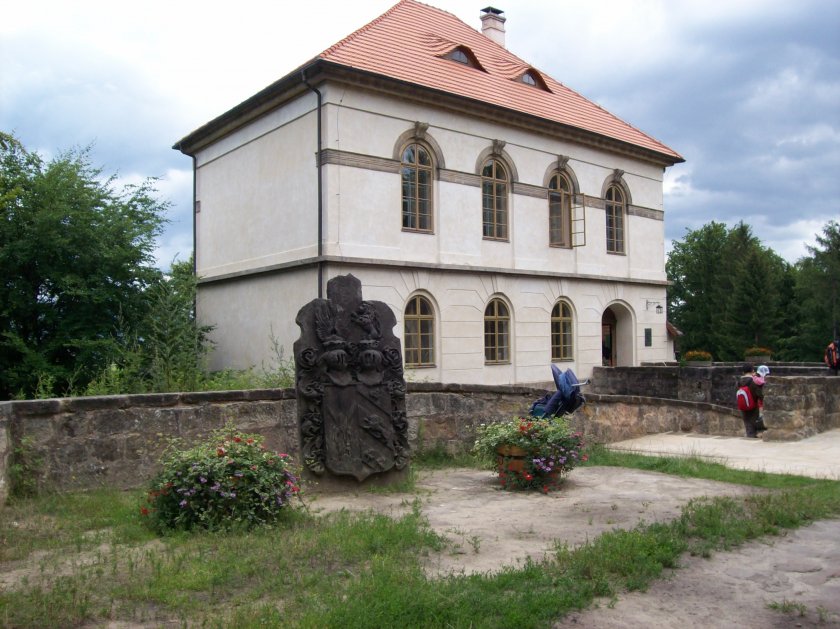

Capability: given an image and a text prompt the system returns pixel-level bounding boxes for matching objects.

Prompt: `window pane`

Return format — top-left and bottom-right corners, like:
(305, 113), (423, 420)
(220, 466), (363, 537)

(417, 147), (431, 166)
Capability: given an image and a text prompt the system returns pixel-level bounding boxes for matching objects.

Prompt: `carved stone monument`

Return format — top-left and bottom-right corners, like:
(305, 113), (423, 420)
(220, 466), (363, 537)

(294, 274), (409, 483)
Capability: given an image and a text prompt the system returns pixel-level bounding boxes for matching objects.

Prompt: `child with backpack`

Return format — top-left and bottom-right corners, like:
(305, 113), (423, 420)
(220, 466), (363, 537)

(752, 365), (769, 432)
(736, 363), (764, 438)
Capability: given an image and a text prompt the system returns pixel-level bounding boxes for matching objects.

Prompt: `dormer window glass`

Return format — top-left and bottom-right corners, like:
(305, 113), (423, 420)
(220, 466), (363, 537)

(443, 46), (484, 71)
(521, 72), (537, 86)
(450, 49), (470, 65)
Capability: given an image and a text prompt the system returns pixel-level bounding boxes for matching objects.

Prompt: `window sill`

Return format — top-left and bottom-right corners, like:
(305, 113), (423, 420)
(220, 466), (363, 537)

(606, 249), (627, 256)
(484, 361), (511, 365)
(406, 364), (436, 369)
(402, 228), (434, 235)
(549, 243), (572, 249)
(482, 237), (510, 243)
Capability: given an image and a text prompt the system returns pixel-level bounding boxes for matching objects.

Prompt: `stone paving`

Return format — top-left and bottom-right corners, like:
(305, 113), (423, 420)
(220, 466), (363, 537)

(607, 428), (840, 480)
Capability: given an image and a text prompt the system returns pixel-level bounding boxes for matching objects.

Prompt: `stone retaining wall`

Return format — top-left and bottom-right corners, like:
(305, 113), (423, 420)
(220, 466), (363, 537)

(591, 366), (840, 439)
(1, 376), (837, 500)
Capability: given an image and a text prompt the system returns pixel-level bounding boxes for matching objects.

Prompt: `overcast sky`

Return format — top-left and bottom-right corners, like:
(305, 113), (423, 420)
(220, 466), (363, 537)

(2, 0), (838, 268)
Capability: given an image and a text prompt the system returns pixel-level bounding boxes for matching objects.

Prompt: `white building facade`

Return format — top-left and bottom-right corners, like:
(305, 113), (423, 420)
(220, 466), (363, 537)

(176, 2), (683, 385)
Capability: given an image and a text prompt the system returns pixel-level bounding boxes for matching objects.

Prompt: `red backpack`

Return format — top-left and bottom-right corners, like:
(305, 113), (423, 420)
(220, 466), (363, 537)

(736, 385), (757, 411)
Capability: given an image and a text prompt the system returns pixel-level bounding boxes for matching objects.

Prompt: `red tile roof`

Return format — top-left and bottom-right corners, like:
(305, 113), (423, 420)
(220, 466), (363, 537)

(318, 0), (682, 163)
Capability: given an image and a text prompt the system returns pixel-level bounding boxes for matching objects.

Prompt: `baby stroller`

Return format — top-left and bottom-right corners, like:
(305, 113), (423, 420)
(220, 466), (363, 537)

(530, 365), (588, 418)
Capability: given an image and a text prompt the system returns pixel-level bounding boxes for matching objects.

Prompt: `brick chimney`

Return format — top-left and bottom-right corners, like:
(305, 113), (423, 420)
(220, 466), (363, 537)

(480, 7), (506, 47)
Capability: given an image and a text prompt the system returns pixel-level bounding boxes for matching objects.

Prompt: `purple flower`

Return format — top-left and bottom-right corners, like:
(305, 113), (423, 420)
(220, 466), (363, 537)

(211, 483), (221, 491)
(199, 476), (207, 484)
(179, 499), (187, 508)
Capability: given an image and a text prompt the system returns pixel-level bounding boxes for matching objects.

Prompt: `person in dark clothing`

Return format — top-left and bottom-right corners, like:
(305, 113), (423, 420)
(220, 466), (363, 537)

(738, 363), (764, 438)
(825, 338), (840, 376)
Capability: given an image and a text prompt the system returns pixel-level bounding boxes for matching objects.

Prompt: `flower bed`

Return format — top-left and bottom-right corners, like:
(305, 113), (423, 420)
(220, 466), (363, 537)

(143, 423), (301, 531)
(473, 416), (586, 492)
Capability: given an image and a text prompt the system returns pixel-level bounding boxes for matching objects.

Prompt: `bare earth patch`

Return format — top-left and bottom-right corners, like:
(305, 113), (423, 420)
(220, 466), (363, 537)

(309, 466), (840, 626)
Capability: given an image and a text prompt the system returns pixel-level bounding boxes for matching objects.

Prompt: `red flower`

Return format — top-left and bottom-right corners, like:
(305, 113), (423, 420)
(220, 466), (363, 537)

(524, 474), (533, 481)
(233, 436), (242, 443)
(216, 447), (226, 457)
(246, 438), (254, 444)
(140, 507), (150, 516)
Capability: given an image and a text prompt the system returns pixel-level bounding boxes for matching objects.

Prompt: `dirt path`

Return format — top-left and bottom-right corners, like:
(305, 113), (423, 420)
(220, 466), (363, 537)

(309, 466), (840, 626)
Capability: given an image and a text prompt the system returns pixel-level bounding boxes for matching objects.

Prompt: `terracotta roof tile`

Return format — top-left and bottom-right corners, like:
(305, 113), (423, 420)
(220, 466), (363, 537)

(318, 0), (682, 162)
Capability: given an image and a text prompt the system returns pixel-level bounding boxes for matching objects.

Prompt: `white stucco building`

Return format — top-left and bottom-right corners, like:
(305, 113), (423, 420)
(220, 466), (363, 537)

(174, 1), (684, 385)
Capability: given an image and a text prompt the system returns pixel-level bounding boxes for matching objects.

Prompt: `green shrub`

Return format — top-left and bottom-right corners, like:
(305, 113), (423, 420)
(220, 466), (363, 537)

(143, 424), (301, 531)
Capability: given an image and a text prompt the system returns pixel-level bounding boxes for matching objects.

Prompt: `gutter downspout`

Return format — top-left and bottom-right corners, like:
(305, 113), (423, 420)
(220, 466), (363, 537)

(191, 155), (198, 319)
(302, 70), (324, 299)
(192, 155), (197, 276)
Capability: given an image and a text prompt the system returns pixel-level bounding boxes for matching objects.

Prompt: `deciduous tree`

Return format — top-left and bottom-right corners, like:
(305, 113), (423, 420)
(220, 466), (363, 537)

(0, 132), (167, 398)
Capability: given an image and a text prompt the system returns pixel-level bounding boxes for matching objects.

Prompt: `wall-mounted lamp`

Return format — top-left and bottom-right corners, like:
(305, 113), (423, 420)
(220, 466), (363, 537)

(646, 300), (664, 315)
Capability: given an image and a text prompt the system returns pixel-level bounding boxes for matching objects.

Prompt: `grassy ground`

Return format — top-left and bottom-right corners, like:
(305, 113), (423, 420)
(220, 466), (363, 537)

(2, 449), (839, 628)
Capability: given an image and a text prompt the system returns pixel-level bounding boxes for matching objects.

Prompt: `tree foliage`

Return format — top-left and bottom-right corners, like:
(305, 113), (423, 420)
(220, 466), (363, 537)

(0, 132), (167, 398)
(667, 219), (837, 362)
(84, 255), (214, 395)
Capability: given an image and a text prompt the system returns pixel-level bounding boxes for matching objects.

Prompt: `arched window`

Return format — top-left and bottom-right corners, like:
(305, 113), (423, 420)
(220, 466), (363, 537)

(404, 295), (435, 367)
(481, 158), (509, 240)
(549, 172), (572, 248)
(484, 298), (510, 363)
(551, 301), (574, 361)
(401, 143), (433, 232)
(605, 184), (625, 254)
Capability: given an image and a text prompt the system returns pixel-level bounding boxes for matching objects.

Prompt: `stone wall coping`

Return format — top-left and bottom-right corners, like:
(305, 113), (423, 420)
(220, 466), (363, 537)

(2, 385), (754, 416)
(587, 392), (741, 416)
(0, 388), (299, 414)
(406, 382), (545, 395)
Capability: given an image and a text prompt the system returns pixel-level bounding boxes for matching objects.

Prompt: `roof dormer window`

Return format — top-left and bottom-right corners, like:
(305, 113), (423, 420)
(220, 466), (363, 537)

(450, 49), (470, 65)
(517, 69), (551, 91)
(443, 46), (485, 71)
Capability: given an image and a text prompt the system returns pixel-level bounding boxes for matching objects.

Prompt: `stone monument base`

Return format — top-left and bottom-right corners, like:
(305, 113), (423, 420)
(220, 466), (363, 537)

(301, 466), (412, 494)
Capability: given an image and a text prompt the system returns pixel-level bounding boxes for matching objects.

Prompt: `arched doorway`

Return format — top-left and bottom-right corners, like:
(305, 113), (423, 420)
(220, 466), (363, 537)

(601, 308), (616, 366)
(601, 304), (634, 367)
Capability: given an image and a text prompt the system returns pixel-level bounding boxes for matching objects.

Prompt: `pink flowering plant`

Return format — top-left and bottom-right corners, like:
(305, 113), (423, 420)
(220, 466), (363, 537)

(472, 415), (586, 493)
(143, 423), (301, 532)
